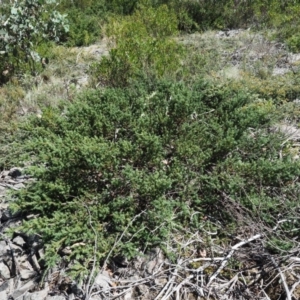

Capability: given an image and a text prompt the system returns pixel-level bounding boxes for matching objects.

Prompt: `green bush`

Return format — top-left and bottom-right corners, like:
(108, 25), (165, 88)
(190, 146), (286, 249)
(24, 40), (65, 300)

(8, 78), (300, 278)
(287, 33), (300, 53)
(65, 9), (101, 47)
(58, 0), (108, 46)
(57, 0), (139, 46)
(91, 4), (184, 87)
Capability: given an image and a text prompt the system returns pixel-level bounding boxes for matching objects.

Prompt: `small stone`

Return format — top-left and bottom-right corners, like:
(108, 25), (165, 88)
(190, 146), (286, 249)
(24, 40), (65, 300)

(61, 247), (72, 255)
(0, 262), (11, 279)
(123, 287), (133, 300)
(0, 278), (13, 293)
(90, 296), (101, 300)
(12, 236), (26, 248)
(30, 254), (41, 271)
(68, 293), (75, 300)
(9, 243), (23, 254)
(0, 290), (8, 300)
(46, 296), (66, 300)
(8, 168), (22, 178)
(136, 284), (149, 297)
(38, 248), (45, 259)
(0, 240), (8, 256)
(13, 183), (26, 190)
(11, 279), (36, 299)
(24, 288), (49, 300)
(20, 269), (36, 280)
(94, 271), (112, 291)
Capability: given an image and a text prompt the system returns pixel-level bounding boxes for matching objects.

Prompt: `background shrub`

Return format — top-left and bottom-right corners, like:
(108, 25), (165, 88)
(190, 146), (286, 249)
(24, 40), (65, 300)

(91, 4), (184, 87)
(58, 0), (108, 46)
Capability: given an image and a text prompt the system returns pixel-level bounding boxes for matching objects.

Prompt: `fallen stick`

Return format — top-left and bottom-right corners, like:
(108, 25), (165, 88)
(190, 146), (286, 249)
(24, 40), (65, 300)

(270, 256), (292, 300)
(189, 257), (225, 262)
(207, 234), (262, 286)
(155, 263), (180, 300)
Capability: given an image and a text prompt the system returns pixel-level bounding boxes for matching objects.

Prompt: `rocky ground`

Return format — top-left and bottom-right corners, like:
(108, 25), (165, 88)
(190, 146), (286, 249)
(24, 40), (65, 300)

(178, 29), (300, 79)
(1, 29), (300, 300)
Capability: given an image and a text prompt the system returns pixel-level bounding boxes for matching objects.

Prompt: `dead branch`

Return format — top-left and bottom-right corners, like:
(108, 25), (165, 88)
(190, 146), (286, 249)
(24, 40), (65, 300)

(270, 256), (292, 300)
(207, 234), (262, 286)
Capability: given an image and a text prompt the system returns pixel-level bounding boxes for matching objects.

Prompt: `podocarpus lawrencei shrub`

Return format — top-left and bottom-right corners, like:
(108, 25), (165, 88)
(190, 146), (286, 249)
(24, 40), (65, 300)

(7, 78), (300, 278)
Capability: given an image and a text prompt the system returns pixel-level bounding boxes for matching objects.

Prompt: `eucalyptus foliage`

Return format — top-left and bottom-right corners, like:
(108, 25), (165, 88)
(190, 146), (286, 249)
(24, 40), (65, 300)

(0, 0), (69, 81)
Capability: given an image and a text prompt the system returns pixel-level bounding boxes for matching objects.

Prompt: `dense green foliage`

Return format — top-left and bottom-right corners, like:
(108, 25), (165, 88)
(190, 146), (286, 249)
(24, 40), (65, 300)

(91, 4), (184, 87)
(8, 78), (299, 276)
(58, 0), (108, 46)
(1, 0), (300, 286)
(57, 0), (300, 51)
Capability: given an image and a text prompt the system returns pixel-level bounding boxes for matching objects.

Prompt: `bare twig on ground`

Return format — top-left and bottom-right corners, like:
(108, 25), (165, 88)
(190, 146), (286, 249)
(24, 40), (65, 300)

(270, 256), (292, 300)
(207, 234), (262, 286)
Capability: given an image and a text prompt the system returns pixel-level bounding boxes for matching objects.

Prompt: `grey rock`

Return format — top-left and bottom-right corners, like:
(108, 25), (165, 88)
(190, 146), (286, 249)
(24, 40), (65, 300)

(46, 296), (66, 300)
(123, 287), (133, 300)
(20, 269), (37, 280)
(0, 171), (9, 178)
(0, 262), (11, 279)
(0, 278), (14, 293)
(0, 201), (9, 210)
(0, 240), (8, 256)
(14, 183), (26, 190)
(94, 271), (112, 291)
(17, 254), (30, 265)
(38, 249), (45, 259)
(24, 288), (49, 300)
(7, 179), (20, 184)
(3, 183), (19, 190)
(136, 284), (149, 297)
(2, 256), (13, 273)
(0, 290), (8, 300)
(11, 280), (36, 299)
(68, 293), (75, 300)
(142, 248), (164, 275)
(90, 296), (101, 300)
(9, 243), (23, 254)
(13, 236), (26, 248)
(30, 254), (41, 271)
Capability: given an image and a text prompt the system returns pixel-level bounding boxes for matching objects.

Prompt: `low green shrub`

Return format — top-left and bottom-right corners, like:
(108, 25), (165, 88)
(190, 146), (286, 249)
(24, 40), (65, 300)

(7, 78), (300, 278)
(287, 33), (300, 53)
(66, 10), (101, 47)
(225, 73), (300, 105)
(90, 4), (184, 87)
(57, 0), (138, 46)
(59, 1), (108, 47)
